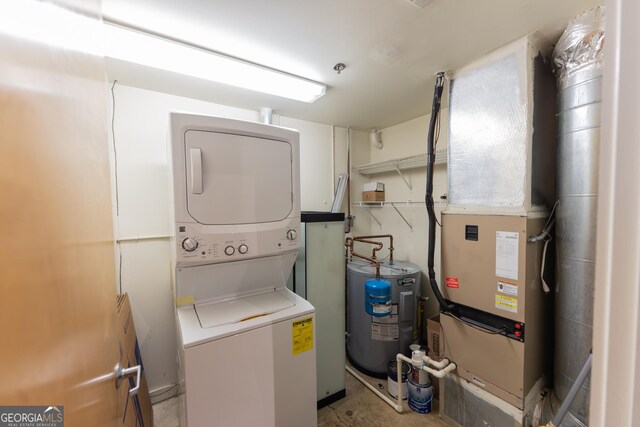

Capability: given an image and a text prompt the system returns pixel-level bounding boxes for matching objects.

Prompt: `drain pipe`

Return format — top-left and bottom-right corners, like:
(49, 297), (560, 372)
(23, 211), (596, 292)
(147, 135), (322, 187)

(395, 354), (456, 409)
(396, 353), (456, 380)
(396, 353), (456, 412)
(345, 354), (456, 414)
(545, 352), (592, 427)
(345, 365), (404, 413)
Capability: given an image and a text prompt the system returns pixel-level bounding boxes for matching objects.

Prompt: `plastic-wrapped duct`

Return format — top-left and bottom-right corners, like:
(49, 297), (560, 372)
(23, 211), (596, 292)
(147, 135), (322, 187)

(553, 6), (605, 90)
(448, 54), (527, 207)
(447, 35), (556, 210)
(552, 6), (604, 427)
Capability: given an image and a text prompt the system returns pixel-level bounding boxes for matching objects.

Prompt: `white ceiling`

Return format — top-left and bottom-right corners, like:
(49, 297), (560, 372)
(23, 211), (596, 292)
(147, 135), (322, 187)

(102, 0), (602, 130)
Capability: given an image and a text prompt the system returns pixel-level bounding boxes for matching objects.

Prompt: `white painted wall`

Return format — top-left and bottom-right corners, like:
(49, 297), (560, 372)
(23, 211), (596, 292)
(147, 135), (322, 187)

(591, 0), (640, 424)
(349, 111), (449, 318)
(108, 84), (339, 399)
(333, 127), (372, 237)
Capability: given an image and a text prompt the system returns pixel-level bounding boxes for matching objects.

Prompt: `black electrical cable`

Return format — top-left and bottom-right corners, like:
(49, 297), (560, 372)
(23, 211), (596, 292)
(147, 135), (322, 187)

(111, 80), (120, 216)
(424, 75), (512, 334)
(425, 72), (454, 313)
(111, 80), (124, 295)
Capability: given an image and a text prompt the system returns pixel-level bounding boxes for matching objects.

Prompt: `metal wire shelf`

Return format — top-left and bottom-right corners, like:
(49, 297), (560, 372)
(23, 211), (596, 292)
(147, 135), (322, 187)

(352, 150), (447, 175)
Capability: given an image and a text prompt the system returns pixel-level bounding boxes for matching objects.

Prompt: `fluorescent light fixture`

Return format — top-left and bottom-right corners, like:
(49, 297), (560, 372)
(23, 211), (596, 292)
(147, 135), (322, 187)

(103, 22), (326, 103)
(0, 0), (101, 55)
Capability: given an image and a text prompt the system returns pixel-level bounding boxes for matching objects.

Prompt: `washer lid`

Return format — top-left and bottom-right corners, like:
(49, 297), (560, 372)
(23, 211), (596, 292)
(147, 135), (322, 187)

(195, 289), (294, 329)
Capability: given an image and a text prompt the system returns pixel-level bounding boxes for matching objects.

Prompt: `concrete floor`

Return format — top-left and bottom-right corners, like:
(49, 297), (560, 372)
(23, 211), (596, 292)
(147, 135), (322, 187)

(153, 395), (180, 427)
(153, 368), (450, 427)
(317, 368), (449, 427)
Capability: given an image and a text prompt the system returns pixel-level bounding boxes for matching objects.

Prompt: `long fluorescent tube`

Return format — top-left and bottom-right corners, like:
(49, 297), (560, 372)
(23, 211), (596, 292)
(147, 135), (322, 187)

(103, 22), (326, 103)
(0, 0), (101, 55)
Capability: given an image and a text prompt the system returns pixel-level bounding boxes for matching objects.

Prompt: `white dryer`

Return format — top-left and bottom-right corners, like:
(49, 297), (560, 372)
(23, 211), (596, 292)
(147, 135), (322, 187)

(168, 113), (317, 427)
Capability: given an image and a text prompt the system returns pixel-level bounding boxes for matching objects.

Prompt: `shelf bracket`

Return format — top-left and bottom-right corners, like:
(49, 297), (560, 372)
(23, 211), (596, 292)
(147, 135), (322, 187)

(394, 165), (412, 191)
(364, 209), (382, 229)
(390, 203), (413, 231)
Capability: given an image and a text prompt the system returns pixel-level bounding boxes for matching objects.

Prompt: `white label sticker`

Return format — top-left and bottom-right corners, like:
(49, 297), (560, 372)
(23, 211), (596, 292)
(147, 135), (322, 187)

(372, 323), (399, 341)
(372, 304), (398, 324)
(372, 304), (398, 341)
(372, 304), (392, 315)
(497, 281), (518, 296)
(496, 231), (519, 280)
(495, 295), (518, 313)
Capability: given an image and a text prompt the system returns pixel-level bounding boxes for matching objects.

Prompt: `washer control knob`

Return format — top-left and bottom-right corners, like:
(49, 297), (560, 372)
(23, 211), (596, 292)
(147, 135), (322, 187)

(224, 245), (235, 256)
(182, 238), (198, 252)
(238, 244), (248, 254)
(286, 229), (297, 240)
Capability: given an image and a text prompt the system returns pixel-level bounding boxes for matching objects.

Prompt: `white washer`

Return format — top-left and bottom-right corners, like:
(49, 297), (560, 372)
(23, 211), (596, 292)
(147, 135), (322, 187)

(169, 113), (317, 427)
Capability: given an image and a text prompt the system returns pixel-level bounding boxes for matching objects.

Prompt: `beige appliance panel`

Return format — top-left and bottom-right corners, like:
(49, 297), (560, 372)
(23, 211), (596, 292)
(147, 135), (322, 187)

(443, 214), (538, 322)
(441, 314), (524, 407)
(441, 213), (550, 408)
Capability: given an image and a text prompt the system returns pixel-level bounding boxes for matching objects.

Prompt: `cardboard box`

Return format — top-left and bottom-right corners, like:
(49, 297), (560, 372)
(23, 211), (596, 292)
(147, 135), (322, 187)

(427, 315), (444, 361)
(362, 191), (385, 202)
(117, 293), (154, 427)
(363, 182), (384, 192)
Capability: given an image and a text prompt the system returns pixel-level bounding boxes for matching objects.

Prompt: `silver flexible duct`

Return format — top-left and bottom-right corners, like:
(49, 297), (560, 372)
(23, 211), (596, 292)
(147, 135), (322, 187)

(552, 6), (605, 426)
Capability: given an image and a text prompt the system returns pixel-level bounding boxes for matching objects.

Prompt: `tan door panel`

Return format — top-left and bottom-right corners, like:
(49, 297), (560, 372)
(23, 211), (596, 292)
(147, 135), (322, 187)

(0, 1), (121, 425)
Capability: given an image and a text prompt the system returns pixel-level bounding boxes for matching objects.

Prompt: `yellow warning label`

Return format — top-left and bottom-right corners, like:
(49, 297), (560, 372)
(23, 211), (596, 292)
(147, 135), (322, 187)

(176, 295), (195, 307)
(292, 317), (313, 355)
(495, 295), (518, 314)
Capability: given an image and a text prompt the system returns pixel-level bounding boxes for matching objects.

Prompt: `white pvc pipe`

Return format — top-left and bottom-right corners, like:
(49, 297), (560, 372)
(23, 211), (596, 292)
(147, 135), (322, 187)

(370, 129), (383, 149)
(396, 356), (407, 405)
(395, 353), (457, 410)
(425, 360), (457, 378)
(424, 355), (454, 372)
(345, 354), (456, 415)
(345, 365), (404, 413)
(259, 107), (272, 124)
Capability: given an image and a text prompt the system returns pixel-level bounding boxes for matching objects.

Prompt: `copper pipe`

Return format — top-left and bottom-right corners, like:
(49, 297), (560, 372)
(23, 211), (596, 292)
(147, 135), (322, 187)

(345, 237), (381, 278)
(351, 234), (394, 263)
(350, 252), (381, 278)
(350, 238), (383, 260)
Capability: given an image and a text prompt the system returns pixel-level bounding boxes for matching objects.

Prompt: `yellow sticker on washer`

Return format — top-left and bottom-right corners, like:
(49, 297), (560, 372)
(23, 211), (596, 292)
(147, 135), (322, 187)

(292, 317), (313, 355)
(495, 295), (518, 314)
(175, 295), (195, 307)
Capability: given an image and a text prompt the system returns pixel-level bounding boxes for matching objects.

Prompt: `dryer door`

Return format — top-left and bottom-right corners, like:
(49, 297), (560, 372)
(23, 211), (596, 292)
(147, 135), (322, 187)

(184, 130), (293, 225)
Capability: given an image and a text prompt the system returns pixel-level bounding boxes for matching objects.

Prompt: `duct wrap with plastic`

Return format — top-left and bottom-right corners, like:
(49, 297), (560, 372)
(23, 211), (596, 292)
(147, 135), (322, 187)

(552, 6), (605, 427)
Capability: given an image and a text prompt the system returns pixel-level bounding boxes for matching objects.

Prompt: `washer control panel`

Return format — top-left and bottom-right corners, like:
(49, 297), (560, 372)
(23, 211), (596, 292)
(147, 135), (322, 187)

(181, 237), (199, 252)
(175, 222), (299, 265)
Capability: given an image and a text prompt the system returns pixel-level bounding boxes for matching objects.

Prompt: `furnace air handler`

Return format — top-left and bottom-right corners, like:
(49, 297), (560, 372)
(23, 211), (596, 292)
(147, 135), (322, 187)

(439, 34), (556, 425)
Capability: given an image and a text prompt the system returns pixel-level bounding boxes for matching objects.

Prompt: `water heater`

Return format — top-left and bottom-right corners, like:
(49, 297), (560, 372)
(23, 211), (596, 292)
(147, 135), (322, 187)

(347, 260), (420, 376)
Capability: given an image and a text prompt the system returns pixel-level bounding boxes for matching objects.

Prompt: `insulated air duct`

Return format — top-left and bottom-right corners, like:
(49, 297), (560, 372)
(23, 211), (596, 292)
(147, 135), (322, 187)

(552, 6), (605, 426)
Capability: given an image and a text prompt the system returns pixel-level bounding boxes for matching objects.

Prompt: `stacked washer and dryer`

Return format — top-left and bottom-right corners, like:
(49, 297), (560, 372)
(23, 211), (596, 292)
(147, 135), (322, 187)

(168, 113), (317, 427)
